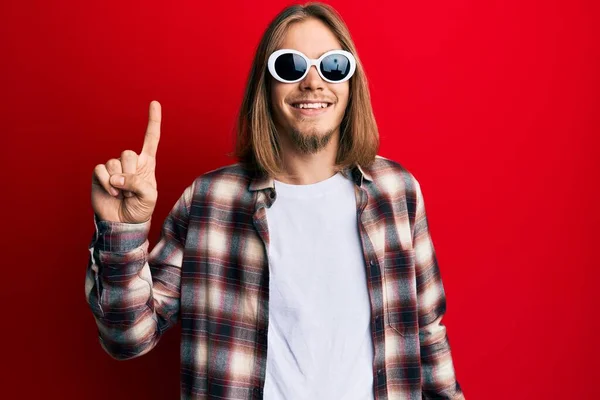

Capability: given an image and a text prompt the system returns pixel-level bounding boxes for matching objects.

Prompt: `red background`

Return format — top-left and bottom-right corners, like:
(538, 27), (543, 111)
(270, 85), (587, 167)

(1, 0), (598, 398)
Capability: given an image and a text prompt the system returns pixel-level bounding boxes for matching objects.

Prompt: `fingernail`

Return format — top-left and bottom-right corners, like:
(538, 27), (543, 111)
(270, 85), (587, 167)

(111, 188), (120, 196)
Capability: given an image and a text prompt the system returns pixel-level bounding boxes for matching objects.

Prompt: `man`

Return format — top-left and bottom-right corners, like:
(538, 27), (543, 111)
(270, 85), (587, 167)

(86, 3), (465, 399)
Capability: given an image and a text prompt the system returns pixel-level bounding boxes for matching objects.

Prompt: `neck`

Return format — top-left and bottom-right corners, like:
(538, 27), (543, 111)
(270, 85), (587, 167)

(275, 130), (340, 185)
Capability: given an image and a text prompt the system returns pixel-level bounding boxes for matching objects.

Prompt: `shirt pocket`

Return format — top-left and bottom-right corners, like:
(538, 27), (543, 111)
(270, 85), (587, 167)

(383, 247), (419, 336)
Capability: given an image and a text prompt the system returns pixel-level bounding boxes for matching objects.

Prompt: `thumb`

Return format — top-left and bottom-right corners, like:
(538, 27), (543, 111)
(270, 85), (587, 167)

(109, 174), (154, 198)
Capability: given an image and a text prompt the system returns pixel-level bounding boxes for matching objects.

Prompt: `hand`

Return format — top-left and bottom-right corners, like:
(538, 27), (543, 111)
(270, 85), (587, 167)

(91, 101), (161, 223)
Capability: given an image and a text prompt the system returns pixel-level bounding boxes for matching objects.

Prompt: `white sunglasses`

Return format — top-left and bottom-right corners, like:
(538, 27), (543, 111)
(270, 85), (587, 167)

(267, 49), (356, 84)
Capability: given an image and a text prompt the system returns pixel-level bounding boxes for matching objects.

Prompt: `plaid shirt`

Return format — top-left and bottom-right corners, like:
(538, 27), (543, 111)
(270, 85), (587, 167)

(85, 155), (465, 399)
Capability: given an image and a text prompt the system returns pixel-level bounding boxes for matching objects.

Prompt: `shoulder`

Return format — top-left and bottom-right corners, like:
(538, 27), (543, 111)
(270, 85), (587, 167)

(362, 155), (422, 197)
(193, 162), (252, 185)
(187, 162), (254, 200)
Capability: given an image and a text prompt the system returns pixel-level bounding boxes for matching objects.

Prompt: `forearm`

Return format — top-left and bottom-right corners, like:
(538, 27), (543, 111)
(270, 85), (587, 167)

(85, 218), (162, 360)
(420, 315), (465, 399)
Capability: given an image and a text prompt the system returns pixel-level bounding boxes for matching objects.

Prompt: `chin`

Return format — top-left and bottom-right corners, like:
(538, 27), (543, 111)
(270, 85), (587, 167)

(286, 123), (337, 154)
(295, 125), (333, 137)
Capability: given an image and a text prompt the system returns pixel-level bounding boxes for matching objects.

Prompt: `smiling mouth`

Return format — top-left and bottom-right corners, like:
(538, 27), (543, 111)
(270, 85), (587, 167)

(290, 102), (332, 109)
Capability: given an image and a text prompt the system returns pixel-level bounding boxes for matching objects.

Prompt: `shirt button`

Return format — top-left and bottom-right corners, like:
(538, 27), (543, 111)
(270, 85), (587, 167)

(370, 259), (377, 267)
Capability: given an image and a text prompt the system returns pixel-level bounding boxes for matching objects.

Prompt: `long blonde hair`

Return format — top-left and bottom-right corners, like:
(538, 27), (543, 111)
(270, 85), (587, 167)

(235, 2), (379, 177)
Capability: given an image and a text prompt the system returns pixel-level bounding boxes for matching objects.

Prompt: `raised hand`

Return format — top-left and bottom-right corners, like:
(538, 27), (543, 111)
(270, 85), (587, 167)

(91, 101), (162, 223)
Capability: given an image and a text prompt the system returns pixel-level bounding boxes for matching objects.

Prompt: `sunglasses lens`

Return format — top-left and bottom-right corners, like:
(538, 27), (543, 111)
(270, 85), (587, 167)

(274, 53), (307, 81)
(320, 53), (351, 82)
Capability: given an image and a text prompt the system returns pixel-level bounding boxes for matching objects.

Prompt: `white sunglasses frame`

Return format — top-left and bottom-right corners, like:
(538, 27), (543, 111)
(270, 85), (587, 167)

(267, 49), (356, 84)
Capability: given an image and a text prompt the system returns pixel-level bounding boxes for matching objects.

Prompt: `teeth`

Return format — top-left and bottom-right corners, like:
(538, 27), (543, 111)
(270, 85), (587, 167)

(294, 103), (329, 109)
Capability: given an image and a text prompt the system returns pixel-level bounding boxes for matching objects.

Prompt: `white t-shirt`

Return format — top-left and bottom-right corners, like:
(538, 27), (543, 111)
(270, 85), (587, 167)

(263, 172), (374, 400)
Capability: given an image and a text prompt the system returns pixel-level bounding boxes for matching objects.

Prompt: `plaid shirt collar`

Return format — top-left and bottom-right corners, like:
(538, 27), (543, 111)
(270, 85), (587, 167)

(248, 163), (373, 192)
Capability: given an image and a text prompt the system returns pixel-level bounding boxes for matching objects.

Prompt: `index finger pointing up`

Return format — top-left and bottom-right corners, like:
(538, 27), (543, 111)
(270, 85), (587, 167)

(142, 100), (162, 157)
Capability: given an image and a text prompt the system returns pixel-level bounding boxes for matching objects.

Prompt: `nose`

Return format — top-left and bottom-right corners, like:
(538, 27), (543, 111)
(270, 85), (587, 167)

(300, 65), (324, 91)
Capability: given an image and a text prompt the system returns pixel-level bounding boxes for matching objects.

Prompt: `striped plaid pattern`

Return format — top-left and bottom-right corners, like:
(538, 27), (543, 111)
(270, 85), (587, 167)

(85, 155), (465, 399)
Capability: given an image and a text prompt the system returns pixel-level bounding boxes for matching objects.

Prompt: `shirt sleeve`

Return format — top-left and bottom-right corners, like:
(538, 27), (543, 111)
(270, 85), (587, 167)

(84, 182), (194, 360)
(412, 177), (466, 399)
